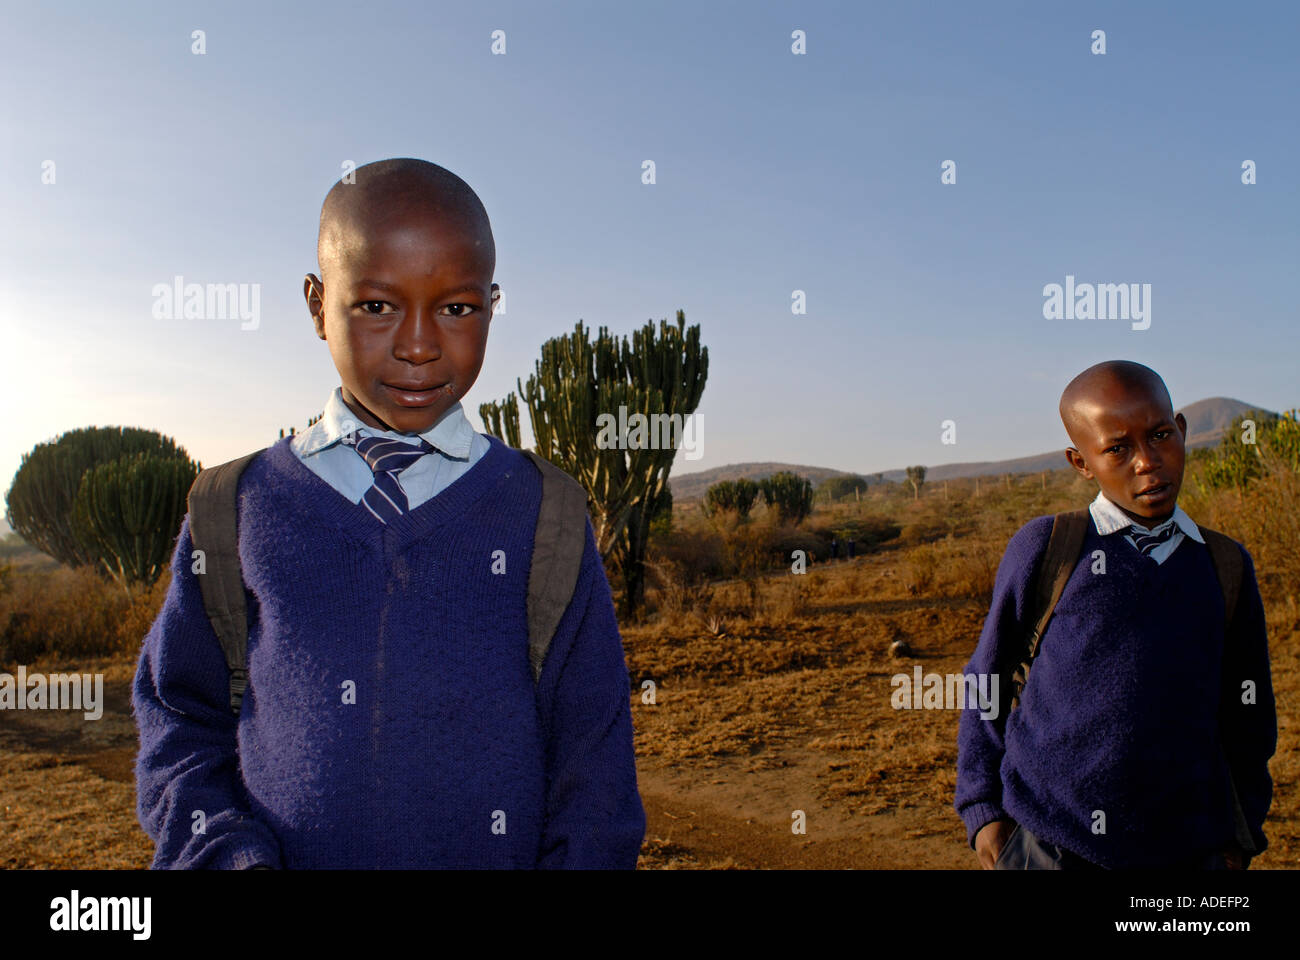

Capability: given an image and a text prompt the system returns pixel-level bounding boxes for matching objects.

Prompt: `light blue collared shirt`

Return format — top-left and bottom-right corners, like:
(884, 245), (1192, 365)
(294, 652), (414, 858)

(1088, 488), (1205, 566)
(290, 387), (491, 510)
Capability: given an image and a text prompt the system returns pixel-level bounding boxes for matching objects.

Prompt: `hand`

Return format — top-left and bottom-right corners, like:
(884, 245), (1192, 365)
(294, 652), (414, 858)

(975, 819), (1017, 870)
(1223, 848), (1244, 871)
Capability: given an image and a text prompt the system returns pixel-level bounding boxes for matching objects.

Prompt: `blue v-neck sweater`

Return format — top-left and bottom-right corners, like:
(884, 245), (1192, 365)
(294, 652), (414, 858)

(132, 434), (646, 869)
(955, 513), (1276, 868)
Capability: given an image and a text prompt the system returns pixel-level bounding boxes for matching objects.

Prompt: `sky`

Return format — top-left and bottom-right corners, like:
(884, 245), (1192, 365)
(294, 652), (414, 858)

(2, 0), (1297, 528)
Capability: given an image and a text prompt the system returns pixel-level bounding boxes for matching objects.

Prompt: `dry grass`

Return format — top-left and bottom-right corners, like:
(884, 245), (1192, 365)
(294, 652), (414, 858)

(0, 564), (169, 666)
(0, 748), (153, 869)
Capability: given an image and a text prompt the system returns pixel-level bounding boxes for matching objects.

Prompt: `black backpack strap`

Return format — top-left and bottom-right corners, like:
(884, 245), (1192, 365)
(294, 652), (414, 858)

(186, 448), (266, 715)
(1198, 525), (1244, 628)
(520, 449), (591, 683)
(1009, 508), (1090, 711)
(1198, 524), (1255, 857)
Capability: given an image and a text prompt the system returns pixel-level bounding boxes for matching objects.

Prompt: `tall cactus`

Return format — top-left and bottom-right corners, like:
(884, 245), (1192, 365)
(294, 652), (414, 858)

(480, 309), (708, 618)
(72, 452), (198, 589)
(5, 426), (192, 567)
(478, 393), (521, 449)
(703, 478), (759, 519)
(761, 471), (814, 526)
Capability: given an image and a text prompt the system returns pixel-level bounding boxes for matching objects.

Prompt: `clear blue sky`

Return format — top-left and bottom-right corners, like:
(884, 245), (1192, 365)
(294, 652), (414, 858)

(2, 0), (1297, 527)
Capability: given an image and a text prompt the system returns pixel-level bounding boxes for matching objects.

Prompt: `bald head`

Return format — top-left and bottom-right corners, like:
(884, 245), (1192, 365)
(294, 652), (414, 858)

(1059, 360), (1173, 447)
(317, 158), (495, 284)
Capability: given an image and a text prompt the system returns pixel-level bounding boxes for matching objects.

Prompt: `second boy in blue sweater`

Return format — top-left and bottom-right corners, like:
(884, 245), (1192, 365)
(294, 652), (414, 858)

(133, 158), (646, 868)
(954, 360), (1275, 870)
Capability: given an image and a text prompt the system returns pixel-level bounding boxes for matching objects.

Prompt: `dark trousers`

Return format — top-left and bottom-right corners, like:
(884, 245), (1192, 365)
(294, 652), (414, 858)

(994, 822), (1230, 870)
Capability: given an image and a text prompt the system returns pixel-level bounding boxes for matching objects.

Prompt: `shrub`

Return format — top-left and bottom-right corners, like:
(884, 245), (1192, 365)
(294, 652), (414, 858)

(643, 555), (714, 617)
(761, 471), (814, 526)
(702, 478), (760, 519)
(765, 525), (824, 571)
(820, 474), (870, 502)
(4, 426), (197, 590)
(902, 544), (939, 595)
(5, 426), (192, 567)
(0, 564), (172, 664)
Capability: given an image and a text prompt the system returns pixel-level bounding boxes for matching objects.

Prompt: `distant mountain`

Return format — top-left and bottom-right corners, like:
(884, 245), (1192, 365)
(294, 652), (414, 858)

(1178, 396), (1270, 448)
(668, 397), (1274, 501)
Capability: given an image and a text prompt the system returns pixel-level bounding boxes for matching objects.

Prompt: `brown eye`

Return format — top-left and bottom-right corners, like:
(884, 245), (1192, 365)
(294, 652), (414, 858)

(442, 303), (476, 317)
(358, 301), (390, 314)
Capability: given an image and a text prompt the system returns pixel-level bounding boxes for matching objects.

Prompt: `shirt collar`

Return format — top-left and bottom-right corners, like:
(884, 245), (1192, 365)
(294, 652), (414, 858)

(294, 386), (476, 460)
(1089, 488), (1205, 543)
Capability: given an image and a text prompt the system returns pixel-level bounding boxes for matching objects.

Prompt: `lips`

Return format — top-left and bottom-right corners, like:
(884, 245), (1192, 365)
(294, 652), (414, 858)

(385, 381), (447, 391)
(1136, 482), (1170, 497)
(384, 382), (449, 407)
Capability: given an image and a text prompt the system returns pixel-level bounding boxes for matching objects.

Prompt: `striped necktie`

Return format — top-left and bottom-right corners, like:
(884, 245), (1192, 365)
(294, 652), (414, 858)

(1129, 520), (1176, 557)
(353, 434), (437, 523)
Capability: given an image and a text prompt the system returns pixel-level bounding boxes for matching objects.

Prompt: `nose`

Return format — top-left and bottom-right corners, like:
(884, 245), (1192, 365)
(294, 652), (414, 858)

(1132, 439), (1162, 475)
(392, 305), (441, 364)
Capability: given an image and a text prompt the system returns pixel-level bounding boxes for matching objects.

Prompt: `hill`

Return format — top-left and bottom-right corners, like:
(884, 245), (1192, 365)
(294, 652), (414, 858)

(668, 396), (1273, 501)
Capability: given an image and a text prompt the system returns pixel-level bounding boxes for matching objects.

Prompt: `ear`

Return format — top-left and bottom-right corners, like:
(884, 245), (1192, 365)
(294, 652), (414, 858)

(489, 282), (501, 319)
(1174, 411), (1188, 439)
(305, 274), (326, 339)
(1064, 446), (1093, 480)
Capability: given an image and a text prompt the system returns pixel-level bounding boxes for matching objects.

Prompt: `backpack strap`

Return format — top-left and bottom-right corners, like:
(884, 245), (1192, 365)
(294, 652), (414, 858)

(519, 449), (592, 683)
(1198, 525), (1244, 627)
(1197, 524), (1255, 857)
(186, 448), (267, 715)
(1009, 508), (1090, 711)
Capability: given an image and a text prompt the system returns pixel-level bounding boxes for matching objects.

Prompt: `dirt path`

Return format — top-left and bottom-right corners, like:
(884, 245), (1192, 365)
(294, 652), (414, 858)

(637, 750), (971, 869)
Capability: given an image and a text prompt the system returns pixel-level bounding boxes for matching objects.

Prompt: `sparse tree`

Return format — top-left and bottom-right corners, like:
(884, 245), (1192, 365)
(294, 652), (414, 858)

(905, 465), (927, 501)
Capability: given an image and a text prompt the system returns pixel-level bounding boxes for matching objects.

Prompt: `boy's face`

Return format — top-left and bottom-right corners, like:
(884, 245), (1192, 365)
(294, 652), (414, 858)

(304, 210), (498, 435)
(1063, 383), (1188, 525)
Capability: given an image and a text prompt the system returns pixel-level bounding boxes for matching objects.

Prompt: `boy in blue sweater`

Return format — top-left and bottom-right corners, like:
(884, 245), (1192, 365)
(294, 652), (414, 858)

(132, 158), (646, 868)
(955, 360), (1275, 869)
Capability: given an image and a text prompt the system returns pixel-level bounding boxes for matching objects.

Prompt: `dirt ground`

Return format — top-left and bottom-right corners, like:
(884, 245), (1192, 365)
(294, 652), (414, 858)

(1, 548), (1296, 869)
(0, 658), (153, 869)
